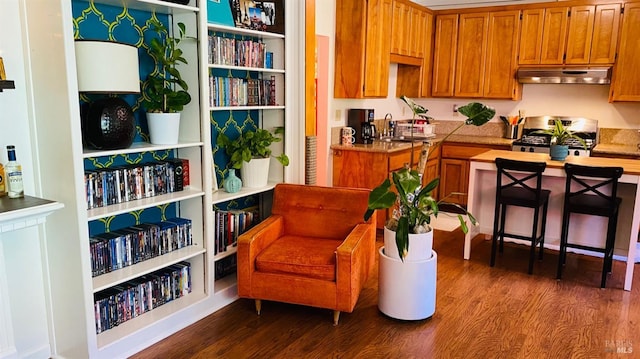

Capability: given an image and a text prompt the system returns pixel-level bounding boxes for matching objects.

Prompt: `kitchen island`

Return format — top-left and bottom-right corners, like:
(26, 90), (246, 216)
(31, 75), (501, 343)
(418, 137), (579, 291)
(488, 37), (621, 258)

(464, 150), (640, 290)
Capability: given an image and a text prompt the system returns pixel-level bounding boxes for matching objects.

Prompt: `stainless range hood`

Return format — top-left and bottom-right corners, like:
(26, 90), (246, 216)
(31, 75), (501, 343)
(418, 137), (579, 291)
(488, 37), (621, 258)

(517, 67), (612, 84)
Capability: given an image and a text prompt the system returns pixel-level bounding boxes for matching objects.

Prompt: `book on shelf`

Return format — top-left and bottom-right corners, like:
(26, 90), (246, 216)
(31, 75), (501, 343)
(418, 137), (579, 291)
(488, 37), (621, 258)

(215, 253), (237, 280)
(214, 207), (260, 254)
(210, 76), (276, 107)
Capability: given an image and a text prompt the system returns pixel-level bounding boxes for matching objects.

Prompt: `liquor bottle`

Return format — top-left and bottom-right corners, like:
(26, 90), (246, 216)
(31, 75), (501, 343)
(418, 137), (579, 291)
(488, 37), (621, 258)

(5, 145), (24, 198)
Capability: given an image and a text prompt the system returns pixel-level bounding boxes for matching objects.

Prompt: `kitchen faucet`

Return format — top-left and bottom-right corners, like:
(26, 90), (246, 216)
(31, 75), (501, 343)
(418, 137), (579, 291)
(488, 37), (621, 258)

(383, 113), (393, 138)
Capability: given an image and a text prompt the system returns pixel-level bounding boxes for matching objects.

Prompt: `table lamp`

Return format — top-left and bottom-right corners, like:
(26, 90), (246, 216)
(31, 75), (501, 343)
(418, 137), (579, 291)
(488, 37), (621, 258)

(75, 40), (140, 150)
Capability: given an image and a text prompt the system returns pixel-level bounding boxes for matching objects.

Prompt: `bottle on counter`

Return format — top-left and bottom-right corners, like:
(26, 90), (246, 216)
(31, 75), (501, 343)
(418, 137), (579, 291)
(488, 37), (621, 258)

(5, 145), (23, 198)
(0, 162), (6, 197)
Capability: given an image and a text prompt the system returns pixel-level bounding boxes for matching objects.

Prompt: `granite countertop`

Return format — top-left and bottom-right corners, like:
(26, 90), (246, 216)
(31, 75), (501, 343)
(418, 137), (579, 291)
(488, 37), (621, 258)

(331, 123), (640, 158)
(330, 134), (514, 153)
(592, 144), (640, 157)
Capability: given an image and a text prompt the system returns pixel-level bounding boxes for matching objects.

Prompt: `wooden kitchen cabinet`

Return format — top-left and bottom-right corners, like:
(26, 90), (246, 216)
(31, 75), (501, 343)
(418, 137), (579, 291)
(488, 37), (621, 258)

(610, 2), (640, 102)
(396, 9), (434, 98)
(540, 7), (569, 64)
(334, 0), (392, 98)
(432, 14), (458, 97)
(391, 0), (429, 60)
(454, 12), (489, 98)
(332, 143), (440, 229)
(520, 4), (619, 66)
(566, 4), (620, 64)
(519, 8), (545, 65)
(589, 4), (620, 64)
(445, 10), (520, 99)
(439, 143), (509, 206)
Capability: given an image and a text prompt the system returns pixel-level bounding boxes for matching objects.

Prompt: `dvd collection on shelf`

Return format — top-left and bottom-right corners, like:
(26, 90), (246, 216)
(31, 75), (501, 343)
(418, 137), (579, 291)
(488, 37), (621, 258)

(208, 35), (273, 69)
(209, 76), (276, 107)
(93, 261), (192, 334)
(84, 158), (189, 209)
(214, 207), (260, 254)
(89, 218), (193, 277)
(215, 254), (237, 280)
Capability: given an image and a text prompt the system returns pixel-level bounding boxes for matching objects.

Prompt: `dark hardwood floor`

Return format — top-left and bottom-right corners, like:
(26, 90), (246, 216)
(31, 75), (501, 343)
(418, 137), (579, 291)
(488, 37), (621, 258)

(131, 229), (640, 358)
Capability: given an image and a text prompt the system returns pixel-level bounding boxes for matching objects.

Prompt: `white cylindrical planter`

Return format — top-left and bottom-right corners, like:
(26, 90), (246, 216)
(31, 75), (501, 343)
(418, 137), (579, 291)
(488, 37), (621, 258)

(147, 112), (181, 145)
(241, 157), (270, 188)
(378, 247), (437, 320)
(383, 226), (433, 262)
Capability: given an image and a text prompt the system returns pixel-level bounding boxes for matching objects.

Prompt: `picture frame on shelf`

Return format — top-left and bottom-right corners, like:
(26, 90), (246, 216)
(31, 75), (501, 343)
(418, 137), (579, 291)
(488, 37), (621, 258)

(230, 0), (284, 34)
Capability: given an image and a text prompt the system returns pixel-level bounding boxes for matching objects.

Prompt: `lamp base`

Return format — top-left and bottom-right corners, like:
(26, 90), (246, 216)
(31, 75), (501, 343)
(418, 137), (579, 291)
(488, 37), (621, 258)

(82, 97), (135, 150)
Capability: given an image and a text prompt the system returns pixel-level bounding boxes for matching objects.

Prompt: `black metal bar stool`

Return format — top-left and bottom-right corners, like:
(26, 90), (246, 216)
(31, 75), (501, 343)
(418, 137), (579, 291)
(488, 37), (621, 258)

(491, 158), (550, 274)
(557, 163), (623, 288)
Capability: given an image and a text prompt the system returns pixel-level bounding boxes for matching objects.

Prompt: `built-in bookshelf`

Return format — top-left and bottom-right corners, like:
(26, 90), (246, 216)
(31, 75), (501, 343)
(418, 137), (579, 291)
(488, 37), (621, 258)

(25, 0), (302, 357)
(208, 17), (288, 291)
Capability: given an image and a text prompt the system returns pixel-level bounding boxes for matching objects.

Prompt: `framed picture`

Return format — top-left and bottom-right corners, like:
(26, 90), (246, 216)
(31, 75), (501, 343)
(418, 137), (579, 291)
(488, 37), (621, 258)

(229, 0), (284, 34)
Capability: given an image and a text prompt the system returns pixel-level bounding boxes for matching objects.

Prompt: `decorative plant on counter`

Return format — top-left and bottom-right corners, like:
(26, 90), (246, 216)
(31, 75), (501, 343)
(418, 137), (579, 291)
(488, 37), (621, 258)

(143, 18), (192, 113)
(217, 127), (290, 169)
(532, 119), (586, 161)
(364, 97), (496, 261)
(532, 119), (587, 147)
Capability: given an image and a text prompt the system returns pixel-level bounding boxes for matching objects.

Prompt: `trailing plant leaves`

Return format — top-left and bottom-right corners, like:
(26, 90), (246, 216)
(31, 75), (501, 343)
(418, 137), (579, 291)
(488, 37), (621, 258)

(458, 102), (496, 126)
(365, 179), (397, 215)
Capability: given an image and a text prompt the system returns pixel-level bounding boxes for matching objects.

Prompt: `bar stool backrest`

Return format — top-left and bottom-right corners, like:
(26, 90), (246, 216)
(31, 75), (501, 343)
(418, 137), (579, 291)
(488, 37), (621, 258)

(495, 158), (547, 205)
(563, 163), (623, 214)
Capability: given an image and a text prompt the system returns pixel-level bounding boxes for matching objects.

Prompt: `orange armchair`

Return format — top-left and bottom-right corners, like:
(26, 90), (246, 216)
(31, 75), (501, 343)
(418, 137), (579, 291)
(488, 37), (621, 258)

(237, 183), (376, 325)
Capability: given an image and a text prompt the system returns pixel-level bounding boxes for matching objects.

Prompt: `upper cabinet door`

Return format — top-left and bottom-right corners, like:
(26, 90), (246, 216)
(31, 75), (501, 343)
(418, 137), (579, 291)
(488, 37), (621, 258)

(485, 10), (521, 99)
(610, 2), (640, 102)
(454, 12), (489, 98)
(519, 8), (545, 65)
(334, 0), (392, 98)
(390, 1), (410, 56)
(432, 14), (458, 97)
(540, 7), (569, 64)
(565, 5), (595, 64)
(590, 4), (621, 64)
(363, 0), (393, 97)
(411, 7), (427, 58)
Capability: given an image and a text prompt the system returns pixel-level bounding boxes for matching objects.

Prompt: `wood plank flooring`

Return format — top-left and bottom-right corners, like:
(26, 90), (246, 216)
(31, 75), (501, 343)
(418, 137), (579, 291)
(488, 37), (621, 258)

(131, 229), (640, 358)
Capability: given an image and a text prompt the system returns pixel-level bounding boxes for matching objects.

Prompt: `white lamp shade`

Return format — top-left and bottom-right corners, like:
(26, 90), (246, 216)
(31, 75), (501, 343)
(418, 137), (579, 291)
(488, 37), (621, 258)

(74, 40), (140, 93)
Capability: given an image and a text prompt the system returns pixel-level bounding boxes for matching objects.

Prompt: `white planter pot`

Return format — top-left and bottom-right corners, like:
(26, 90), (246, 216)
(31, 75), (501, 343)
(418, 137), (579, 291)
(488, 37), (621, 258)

(147, 112), (180, 145)
(383, 226), (433, 262)
(240, 157), (271, 188)
(378, 247), (437, 320)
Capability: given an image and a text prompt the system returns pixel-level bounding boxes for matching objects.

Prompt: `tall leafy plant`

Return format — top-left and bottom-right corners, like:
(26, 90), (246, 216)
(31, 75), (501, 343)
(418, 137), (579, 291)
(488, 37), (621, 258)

(143, 18), (191, 113)
(364, 97), (496, 261)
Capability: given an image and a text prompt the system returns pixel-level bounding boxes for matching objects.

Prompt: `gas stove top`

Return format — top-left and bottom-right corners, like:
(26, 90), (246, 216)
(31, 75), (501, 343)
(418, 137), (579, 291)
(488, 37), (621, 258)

(511, 116), (598, 157)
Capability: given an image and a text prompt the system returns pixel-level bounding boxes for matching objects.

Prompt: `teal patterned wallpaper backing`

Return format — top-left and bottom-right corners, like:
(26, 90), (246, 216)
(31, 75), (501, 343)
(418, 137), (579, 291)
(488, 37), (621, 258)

(72, 0), (177, 235)
(73, 0), (260, 234)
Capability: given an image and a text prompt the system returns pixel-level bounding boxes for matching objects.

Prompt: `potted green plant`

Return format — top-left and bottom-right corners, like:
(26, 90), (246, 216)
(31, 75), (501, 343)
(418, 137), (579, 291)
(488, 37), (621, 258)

(533, 119), (586, 161)
(143, 18), (192, 145)
(217, 127), (290, 188)
(365, 97), (496, 262)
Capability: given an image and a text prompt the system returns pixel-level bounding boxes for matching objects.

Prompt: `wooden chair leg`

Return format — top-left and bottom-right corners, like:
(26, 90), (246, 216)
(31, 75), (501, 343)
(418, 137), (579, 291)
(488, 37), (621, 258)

(333, 310), (340, 326)
(255, 299), (261, 315)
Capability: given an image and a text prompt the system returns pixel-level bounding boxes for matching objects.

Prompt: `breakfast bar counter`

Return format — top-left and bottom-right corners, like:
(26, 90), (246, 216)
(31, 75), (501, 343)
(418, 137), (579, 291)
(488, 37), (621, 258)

(465, 150), (640, 290)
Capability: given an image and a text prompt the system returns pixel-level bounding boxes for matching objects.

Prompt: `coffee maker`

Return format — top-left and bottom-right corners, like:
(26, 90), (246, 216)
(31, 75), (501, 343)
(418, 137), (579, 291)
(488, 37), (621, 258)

(347, 109), (376, 144)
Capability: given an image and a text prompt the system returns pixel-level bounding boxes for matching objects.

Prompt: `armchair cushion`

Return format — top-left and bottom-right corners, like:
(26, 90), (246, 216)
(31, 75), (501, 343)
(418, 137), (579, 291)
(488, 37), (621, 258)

(256, 235), (343, 281)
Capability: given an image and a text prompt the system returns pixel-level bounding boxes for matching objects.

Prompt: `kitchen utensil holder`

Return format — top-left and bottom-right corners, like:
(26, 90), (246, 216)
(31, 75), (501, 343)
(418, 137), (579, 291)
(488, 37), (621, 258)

(505, 124), (523, 139)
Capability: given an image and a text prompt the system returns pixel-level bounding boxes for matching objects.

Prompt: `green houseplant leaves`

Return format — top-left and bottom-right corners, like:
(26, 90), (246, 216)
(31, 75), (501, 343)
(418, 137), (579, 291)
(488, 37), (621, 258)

(364, 96), (495, 261)
(143, 19), (192, 113)
(217, 127), (290, 169)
